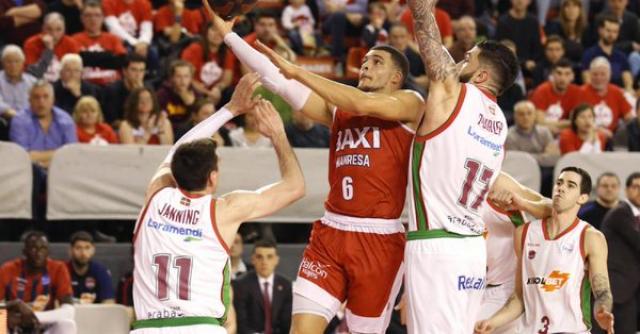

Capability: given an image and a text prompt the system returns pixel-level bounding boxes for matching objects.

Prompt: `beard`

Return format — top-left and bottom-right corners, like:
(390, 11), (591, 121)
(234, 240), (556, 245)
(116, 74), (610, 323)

(358, 82), (384, 92)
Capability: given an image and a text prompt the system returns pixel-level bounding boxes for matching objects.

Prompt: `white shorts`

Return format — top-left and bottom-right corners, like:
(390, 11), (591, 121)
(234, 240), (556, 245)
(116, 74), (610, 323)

(478, 280), (522, 334)
(405, 235), (486, 334)
(130, 324), (226, 334)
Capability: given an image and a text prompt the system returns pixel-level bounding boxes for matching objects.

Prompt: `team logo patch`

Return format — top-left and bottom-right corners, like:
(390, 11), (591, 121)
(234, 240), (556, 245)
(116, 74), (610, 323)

(85, 277), (96, 289)
(528, 250), (536, 259)
(180, 197), (191, 206)
(560, 241), (575, 254)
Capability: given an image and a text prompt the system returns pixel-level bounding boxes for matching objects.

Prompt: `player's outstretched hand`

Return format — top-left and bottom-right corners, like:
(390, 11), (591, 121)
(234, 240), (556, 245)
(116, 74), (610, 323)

(227, 72), (260, 116)
(255, 40), (299, 79)
(201, 0), (236, 36)
(254, 99), (285, 139)
(473, 320), (494, 334)
(595, 305), (615, 333)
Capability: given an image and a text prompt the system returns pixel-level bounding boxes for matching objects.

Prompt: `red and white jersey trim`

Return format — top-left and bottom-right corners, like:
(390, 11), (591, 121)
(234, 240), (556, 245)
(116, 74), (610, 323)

(320, 211), (404, 234)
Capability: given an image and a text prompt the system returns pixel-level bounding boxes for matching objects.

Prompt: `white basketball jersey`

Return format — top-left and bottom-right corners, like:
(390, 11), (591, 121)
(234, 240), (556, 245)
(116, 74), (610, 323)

(132, 187), (230, 324)
(521, 218), (591, 333)
(408, 84), (507, 236)
(482, 201), (525, 285)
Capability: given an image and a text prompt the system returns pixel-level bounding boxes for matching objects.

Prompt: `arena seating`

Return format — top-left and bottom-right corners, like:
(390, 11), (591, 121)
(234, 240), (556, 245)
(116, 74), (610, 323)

(0, 142), (32, 219)
(554, 152), (640, 195)
(74, 304), (130, 334)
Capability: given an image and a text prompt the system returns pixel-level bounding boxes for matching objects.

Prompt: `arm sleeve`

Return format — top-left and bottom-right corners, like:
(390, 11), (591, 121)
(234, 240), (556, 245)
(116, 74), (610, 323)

(139, 21), (153, 44)
(105, 16), (139, 46)
(9, 116), (31, 150)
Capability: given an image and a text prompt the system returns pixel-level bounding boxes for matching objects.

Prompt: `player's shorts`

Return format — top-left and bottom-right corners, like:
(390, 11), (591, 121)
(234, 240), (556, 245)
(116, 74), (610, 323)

(293, 211), (405, 333)
(130, 324), (226, 334)
(478, 280), (521, 334)
(404, 231), (486, 334)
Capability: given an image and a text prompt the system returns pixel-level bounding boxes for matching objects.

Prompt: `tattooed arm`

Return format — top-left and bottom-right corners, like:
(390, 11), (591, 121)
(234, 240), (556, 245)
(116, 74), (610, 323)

(585, 227), (614, 333)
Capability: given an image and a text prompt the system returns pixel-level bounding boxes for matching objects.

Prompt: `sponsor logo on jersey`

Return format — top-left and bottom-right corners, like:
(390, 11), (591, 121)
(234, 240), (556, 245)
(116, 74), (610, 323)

(527, 270), (570, 292)
(180, 197), (191, 206)
(147, 218), (203, 241)
(457, 275), (485, 291)
(85, 277), (96, 290)
(147, 307), (184, 320)
(335, 154), (370, 168)
(157, 203), (200, 225)
(560, 241), (575, 255)
(335, 127), (381, 152)
(466, 126), (503, 155)
(299, 257), (329, 280)
(477, 113), (504, 135)
(447, 215), (484, 234)
(528, 250), (536, 259)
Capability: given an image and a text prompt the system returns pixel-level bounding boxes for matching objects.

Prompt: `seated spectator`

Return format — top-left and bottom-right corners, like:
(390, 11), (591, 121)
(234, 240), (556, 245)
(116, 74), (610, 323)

(174, 98), (226, 145)
(23, 13), (81, 82)
(243, 11), (296, 74)
(233, 239), (292, 334)
(531, 35), (567, 88)
(628, 116), (640, 151)
(584, 0), (640, 57)
(119, 87), (173, 144)
(580, 57), (634, 137)
(362, 2), (390, 48)
(0, 0), (45, 46)
(72, 0), (127, 86)
(495, 0), (542, 74)
(281, 0), (322, 55)
(399, 7), (453, 49)
(66, 231), (115, 304)
(0, 45), (37, 119)
(153, 0), (203, 57)
(581, 15), (633, 92)
(388, 24), (427, 91)
(578, 172), (620, 229)
(229, 109), (271, 147)
(181, 23), (236, 105)
(103, 54), (147, 124)
(0, 231), (76, 333)
(46, 0), (82, 35)
(530, 58), (581, 134)
(156, 60), (201, 131)
(53, 53), (102, 114)
(319, 0), (367, 63)
(436, 0), (474, 20)
(544, 0), (585, 65)
(448, 16), (476, 63)
(285, 111), (330, 147)
(230, 233), (253, 280)
(559, 103), (608, 154)
(73, 96), (118, 145)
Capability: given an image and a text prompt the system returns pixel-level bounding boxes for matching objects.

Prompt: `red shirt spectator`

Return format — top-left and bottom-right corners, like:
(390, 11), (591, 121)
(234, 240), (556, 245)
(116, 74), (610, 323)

(77, 123), (118, 144)
(153, 5), (203, 35)
(530, 81), (582, 121)
(73, 32), (127, 85)
(0, 258), (73, 310)
(181, 42), (236, 88)
(580, 83), (634, 132)
(559, 128), (607, 153)
(103, 0), (153, 45)
(24, 33), (81, 82)
(400, 7), (452, 42)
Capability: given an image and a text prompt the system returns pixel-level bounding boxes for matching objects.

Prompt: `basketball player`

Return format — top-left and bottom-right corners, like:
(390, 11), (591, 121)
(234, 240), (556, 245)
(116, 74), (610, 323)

(130, 73), (305, 334)
(475, 167), (615, 334)
(202, 3), (424, 333)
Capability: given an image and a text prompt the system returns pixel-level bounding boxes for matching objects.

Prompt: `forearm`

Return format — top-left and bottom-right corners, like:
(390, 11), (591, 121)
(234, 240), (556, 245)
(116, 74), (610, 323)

(271, 132), (304, 188)
(139, 21), (153, 44)
(26, 49), (54, 78)
(29, 150), (55, 165)
(623, 71), (633, 91)
(592, 273), (613, 312)
(8, 4), (42, 19)
(519, 197), (552, 219)
(488, 293), (525, 328)
(105, 16), (138, 45)
(292, 67), (368, 113)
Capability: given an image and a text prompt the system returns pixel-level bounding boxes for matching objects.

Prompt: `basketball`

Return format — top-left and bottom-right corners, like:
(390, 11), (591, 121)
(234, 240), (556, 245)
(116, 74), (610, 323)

(207, 0), (258, 20)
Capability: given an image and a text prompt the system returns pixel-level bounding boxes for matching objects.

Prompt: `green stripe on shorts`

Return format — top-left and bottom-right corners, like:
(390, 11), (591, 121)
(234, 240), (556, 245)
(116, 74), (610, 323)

(133, 316), (221, 329)
(407, 229), (482, 240)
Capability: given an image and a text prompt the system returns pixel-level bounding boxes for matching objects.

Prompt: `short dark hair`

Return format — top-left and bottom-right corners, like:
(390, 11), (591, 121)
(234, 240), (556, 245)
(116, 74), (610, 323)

(626, 172), (640, 187)
(569, 103), (594, 132)
(596, 172), (619, 185)
(81, 0), (102, 13)
(70, 231), (94, 245)
(171, 138), (219, 192)
(551, 58), (574, 72)
(598, 14), (620, 28)
(169, 60), (194, 77)
(254, 10), (278, 22)
(544, 35), (565, 49)
(123, 53), (146, 69)
(370, 45), (409, 86)
(252, 239), (277, 253)
(21, 230), (47, 244)
(560, 166), (592, 195)
(477, 40), (519, 95)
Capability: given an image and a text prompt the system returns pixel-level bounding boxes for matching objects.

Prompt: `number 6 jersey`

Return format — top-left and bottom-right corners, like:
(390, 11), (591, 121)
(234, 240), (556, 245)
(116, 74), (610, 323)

(132, 187), (230, 326)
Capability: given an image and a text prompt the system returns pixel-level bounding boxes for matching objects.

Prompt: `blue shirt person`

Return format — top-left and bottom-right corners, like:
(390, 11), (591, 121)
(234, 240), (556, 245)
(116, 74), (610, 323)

(66, 231), (115, 304)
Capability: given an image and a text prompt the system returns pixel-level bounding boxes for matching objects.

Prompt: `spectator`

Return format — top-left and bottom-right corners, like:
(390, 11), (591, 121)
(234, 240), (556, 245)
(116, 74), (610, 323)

(628, 116), (640, 151)
(579, 172), (620, 229)
(581, 15), (633, 92)
(103, 54), (147, 124)
(230, 233), (253, 280)
(495, 0), (542, 73)
(103, 0), (158, 74)
(156, 60), (201, 131)
(448, 16), (476, 63)
(531, 35), (566, 87)
(0, 0), (45, 46)
(388, 24), (428, 90)
(116, 270), (133, 306)
(243, 11), (296, 74)
(585, 0), (640, 56)
(285, 111), (330, 147)
(174, 98), (226, 145)
(23, 13), (81, 82)
(66, 231), (115, 304)
(559, 103), (608, 154)
(46, 0), (83, 35)
(53, 53), (102, 114)
(319, 0), (368, 63)
(399, 7), (453, 49)
(362, 2), (390, 48)
(0, 231), (76, 333)
(153, 0), (203, 58)
(281, 0), (322, 55)
(0, 45), (37, 119)
(229, 110), (272, 147)
(600, 172), (640, 334)
(73, 96), (118, 145)
(118, 87), (173, 144)
(580, 57), (634, 135)
(181, 22), (236, 105)
(544, 0), (586, 65)
(72, 0), (128, 86)
(530, 58), (581, 134)
(436, 0), (474, 20)
(233, 239), (292, 334)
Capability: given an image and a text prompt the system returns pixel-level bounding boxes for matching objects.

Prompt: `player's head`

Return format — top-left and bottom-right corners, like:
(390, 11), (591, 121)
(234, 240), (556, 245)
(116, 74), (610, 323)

(170, 138), (219, 194)
(553, 166), (592, 212)
(626, 172), (640, 207)
(358, 45), (409, 92)
(69, 231), (95, 267)
(458, 40), (519, 96)
(22, 231), (49, 270)
(251, 239), (279, 279)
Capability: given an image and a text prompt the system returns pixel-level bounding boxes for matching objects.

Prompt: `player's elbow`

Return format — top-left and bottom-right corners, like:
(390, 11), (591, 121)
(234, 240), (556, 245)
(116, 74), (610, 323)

(288, 178), (306, 201)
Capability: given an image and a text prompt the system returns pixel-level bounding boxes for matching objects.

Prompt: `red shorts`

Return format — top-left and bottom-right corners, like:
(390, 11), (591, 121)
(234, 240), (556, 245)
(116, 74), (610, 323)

(293, 212), (405, 332)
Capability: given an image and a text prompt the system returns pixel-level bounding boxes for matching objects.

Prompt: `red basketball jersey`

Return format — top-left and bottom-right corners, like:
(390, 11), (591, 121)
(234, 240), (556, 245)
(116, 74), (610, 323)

(325, 108), (414, 219)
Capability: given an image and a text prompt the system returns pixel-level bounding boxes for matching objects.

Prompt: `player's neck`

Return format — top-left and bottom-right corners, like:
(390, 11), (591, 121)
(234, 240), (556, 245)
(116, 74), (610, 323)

(549, 208), (580, 237)
(72, 261), (90, 275)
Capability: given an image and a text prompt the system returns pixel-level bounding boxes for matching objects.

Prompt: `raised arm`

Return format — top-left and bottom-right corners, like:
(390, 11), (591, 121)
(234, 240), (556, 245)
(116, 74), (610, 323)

(490, 172), (552, 219)
(585, 228), (614, 333)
